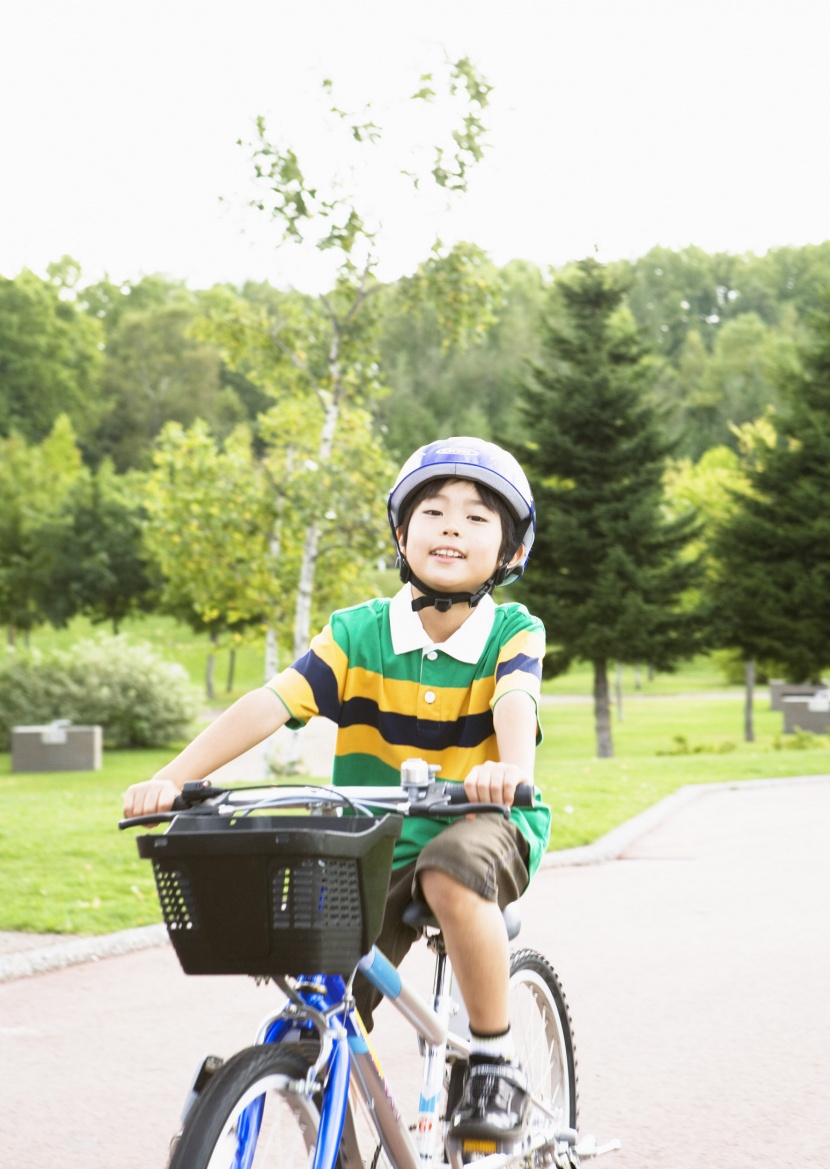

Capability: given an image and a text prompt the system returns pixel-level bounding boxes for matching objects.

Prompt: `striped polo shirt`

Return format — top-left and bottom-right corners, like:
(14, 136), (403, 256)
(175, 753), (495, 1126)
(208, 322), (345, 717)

(266, 586), (551, 876)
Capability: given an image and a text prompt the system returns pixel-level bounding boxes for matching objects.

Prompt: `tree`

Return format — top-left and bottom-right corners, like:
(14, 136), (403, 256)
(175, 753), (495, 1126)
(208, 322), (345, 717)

(205, 59), (498, 669)
(376, 258), (546, 460)
(516, 259), (704, 758)
(94, 298), (240, 470)
(30, 461), (155, 632)
(141, 420), (278, 698)
(663, 438), (758, 738)
(709, 293), (830, 706)
(0, 416), (85, 640)
(0, 265), (103, 444)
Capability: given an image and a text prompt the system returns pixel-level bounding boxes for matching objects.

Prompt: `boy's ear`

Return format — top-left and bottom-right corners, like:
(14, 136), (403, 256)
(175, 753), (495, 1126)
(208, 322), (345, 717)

(396, 526), (405, 553)
(505, 543), (526, 571)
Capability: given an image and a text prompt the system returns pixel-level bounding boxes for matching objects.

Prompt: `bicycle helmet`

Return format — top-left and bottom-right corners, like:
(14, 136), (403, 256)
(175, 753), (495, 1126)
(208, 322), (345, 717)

(388, 437), (536, 611)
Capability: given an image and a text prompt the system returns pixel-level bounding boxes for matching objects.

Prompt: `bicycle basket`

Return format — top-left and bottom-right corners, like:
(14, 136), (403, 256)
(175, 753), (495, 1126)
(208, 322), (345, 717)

(137, 813), (402, 976)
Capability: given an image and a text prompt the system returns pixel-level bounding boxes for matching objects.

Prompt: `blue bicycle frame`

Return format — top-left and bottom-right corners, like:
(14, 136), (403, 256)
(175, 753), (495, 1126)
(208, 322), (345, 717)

(233, 943), (453, 1169)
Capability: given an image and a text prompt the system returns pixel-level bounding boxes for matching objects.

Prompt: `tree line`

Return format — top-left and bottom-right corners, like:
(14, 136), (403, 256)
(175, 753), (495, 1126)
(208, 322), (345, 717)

(3, 245), (829, 755)
(5, 240), (829, 470)
(3, 54), (830, 756)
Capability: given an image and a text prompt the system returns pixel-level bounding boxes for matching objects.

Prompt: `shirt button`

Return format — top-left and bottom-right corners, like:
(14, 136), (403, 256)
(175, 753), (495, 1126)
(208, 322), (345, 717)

(424, 691), (436, 704)
(426, 651), (438, 660)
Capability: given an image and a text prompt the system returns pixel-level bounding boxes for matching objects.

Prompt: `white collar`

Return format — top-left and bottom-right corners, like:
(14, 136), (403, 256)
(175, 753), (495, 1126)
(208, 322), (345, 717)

(389, 584), (496, 663)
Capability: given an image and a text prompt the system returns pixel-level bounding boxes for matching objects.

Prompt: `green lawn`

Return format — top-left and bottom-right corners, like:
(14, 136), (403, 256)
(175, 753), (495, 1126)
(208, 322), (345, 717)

(2, 685), (828, 938)
(0, 750), (176, 935)
(534, 692), (830, 848)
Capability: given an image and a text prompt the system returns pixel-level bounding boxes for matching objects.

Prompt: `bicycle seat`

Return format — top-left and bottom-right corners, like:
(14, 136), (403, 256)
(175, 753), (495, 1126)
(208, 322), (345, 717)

(402, 899), (522, 941)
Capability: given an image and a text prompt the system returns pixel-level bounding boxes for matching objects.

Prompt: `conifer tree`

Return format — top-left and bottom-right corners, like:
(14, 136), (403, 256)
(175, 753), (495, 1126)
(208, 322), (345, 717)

(516, 259), (703, 757)
(710, 293), (830, 689)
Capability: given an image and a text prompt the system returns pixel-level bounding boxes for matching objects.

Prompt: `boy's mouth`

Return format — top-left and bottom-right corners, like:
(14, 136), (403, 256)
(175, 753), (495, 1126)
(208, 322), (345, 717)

(431, 547), (465, 559)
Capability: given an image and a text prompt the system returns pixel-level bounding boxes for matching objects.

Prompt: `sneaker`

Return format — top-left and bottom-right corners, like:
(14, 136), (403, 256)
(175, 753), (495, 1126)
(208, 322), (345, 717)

(449, 1060), (530, 1140)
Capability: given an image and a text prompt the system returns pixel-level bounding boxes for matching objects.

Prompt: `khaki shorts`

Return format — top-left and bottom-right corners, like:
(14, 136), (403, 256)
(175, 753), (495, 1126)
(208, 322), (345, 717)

(355, 815), (530, 1030)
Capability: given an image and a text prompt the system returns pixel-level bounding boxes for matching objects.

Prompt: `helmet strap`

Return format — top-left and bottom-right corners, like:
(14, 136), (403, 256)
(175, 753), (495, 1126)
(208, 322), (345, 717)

(398, 550), (521, 614)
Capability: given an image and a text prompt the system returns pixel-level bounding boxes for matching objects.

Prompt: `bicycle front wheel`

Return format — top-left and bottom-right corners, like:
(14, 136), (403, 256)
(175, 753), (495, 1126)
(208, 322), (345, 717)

(169, 1046), (327, 1169)
(509, 948), (578, 1133)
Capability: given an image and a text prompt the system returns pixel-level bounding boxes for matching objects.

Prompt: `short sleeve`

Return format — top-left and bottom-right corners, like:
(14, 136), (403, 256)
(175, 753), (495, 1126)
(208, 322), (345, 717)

(491, 611), (545, 712)
(265, 622), (348, 728)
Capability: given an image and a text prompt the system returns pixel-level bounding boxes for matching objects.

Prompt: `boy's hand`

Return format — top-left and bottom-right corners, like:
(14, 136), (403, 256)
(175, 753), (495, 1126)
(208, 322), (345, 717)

(463, 762), (529, 807)
(123, 778), (181, 819)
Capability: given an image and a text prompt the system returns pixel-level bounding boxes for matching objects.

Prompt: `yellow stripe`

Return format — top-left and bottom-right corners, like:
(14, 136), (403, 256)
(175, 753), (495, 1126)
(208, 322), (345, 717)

(271, 661), (500, 726)
(309, 625), (350, 678)
(346, 669), (421, 712)
(500, 627), (546, 663)
(334, 724), (497, 779)
(266, 669), (318, 722)
(345, 667), (496, 719)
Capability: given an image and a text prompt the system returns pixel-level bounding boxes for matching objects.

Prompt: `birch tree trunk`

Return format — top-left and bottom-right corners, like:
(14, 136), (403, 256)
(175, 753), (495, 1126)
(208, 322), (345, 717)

(292, 332), (342, 662)
(263, 515), (281, 683)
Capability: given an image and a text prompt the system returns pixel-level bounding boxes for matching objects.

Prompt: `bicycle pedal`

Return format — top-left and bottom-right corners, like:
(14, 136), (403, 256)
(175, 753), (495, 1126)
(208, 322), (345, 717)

(446, 1132), (522, 1169)
(572, 1134), (622, 1159)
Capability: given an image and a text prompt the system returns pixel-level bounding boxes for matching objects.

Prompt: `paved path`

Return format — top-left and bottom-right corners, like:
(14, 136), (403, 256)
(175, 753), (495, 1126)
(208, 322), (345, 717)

(1, 776), (828, 1168)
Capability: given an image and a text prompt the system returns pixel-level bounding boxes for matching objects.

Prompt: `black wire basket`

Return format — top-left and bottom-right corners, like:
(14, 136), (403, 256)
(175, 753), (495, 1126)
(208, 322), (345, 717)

(137, 813), (402, 976)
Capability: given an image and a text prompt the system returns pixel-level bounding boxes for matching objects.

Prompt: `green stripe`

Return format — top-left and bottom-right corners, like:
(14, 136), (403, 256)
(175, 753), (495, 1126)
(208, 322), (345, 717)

(332, 753), (400, 786)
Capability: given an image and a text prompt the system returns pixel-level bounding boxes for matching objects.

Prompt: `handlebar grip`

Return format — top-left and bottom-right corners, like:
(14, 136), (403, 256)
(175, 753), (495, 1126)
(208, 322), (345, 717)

(118, 813), (178, 830)
(513, 782), (536, 808)
(446, 781), (537, 808)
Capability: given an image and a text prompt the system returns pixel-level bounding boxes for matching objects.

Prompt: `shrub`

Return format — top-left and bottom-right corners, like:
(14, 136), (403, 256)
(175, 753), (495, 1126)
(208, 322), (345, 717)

(0, 636), (201, 750)
(656, 734), (737, 756)
(771, 728), (829, 751)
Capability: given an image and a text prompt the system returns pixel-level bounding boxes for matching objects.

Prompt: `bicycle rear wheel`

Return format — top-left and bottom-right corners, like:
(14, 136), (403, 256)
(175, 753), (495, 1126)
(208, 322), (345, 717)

(509, 948), (578, 1133)
(169, 1046), (327, 1169)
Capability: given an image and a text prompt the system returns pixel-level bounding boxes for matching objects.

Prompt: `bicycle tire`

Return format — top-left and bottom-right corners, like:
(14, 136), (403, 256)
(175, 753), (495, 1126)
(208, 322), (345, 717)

(168, 1045), (333, 1169)
(509, 948), (578, 1133)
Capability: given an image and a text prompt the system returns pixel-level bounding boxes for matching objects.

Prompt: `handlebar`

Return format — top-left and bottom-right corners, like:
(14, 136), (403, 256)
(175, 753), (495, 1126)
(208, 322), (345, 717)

(119, 765), (539, 831)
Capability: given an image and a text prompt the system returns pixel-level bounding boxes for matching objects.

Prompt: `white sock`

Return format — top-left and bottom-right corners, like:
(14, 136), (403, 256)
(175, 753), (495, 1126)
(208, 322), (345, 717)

(469, 1027), (515, 1064)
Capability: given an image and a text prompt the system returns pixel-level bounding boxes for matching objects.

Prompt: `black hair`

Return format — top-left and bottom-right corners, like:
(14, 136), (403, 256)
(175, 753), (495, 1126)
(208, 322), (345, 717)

(397, 476), (521, 566)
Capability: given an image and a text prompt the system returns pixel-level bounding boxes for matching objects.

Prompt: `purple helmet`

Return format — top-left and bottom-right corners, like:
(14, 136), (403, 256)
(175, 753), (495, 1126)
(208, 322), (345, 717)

(388, 437), (536, 589)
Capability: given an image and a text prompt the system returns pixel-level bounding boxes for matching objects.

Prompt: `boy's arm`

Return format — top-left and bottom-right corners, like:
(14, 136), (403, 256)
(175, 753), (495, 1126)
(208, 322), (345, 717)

(122, 687), (291, 817)
(463, 689), (538, 806)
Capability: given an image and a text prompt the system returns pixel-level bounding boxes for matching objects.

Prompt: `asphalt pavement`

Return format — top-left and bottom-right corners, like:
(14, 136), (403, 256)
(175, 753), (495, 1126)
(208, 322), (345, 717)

(2, 774), (829, 1168)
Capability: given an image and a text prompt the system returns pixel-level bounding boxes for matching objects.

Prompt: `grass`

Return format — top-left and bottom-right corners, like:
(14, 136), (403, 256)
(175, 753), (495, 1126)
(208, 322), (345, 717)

(0, 750), (178, 935)
(534, 693), (830, 849)
(541, 655), (736, 697)
(2, 688), (828, 938)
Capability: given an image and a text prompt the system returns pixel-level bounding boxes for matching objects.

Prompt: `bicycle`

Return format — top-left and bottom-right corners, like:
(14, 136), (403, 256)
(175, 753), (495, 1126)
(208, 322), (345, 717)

(121, 759), (620, 1169)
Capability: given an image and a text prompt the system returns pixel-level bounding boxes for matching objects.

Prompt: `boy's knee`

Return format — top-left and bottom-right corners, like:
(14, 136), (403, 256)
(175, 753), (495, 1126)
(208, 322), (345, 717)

(419, 867), (480, 917)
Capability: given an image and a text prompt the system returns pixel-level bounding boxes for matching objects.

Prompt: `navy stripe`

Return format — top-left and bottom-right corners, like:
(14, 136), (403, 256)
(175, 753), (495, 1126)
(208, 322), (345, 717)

(293, 649), (342, 722)
(496, 654), (542, 683)
(340, 697), (493, 751)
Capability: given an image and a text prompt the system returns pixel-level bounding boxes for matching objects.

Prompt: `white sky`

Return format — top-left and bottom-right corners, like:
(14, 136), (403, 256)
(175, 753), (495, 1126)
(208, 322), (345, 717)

(2, 0), (829, 293)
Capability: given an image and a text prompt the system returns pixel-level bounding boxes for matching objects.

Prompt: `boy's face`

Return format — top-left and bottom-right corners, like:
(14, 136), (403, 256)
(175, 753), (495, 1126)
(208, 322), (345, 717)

(398, 478), (522, 596)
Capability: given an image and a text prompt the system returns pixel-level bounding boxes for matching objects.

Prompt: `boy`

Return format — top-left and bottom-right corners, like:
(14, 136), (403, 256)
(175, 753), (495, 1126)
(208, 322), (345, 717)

(124, 436), (550, 1140)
